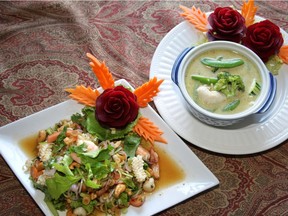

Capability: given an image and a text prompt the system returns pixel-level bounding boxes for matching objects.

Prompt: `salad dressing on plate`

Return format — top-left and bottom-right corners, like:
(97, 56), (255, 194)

(20, 134), (38, 158)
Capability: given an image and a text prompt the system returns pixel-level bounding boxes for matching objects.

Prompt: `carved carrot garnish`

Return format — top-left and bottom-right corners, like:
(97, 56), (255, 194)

(241, 0), (257, 27)
(133, 117), (167, 144)
(179, 5), (208, 32)
(278, 45), (288, 64)
(66, 53), (165, 145)
(134, 77), (164, 108)
(86, 53), (115, 90)
(65, 85), (100, 107)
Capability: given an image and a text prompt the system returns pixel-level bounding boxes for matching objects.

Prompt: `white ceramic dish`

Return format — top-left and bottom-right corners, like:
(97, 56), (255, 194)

(171, 40), (276, 127)
(150, 17), (288, 155)
(0, 79), (219, 216)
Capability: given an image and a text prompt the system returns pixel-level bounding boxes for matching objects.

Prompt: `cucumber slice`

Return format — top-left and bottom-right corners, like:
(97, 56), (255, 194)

(249, 79), (261, 95)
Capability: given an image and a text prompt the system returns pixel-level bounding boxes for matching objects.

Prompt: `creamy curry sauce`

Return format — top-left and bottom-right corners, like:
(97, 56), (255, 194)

(185, 49), (261, 114)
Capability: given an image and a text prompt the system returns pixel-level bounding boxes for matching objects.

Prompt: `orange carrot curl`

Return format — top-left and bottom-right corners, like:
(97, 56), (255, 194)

(179, 5), (208, 32)
(65, 85), (100, 107)
(278, 45), (288, 64)
(86, 53), (115, 90)
(241, 0), (257, 27)
(134, 77), (164, 108)
(133, 117), (167, 144)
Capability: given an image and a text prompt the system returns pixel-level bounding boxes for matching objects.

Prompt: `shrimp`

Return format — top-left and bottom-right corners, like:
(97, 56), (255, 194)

(197, 85), (226, 105)
(37, 130), (47, 143)
(85, 141), (98, 151)
(136, 146), (150, 161)
(46, 131), (60, 143)
(130, 194), (145, 207)
(151, 163), (160, 179)
(70, 152), (81, 164)
(149, 148), (158, 164)
(149, 148), (160, 179)
(77, 134), (98, 152)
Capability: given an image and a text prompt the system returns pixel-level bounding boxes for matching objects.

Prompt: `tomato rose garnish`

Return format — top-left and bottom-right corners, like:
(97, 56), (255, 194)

(242, 20), (284, 63)
(207, 7), (246, 43)
(95, 86), (139, 128)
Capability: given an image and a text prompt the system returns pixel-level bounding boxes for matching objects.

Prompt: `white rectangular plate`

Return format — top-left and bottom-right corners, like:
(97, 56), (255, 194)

(0, 79), (219, 216)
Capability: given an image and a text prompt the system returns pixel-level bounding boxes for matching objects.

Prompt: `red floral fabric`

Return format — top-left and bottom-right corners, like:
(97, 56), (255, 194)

(0, 1), (288, 215)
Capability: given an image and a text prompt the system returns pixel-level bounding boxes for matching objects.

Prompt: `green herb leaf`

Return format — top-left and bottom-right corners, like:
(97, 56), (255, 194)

(52, 126), (67, 153)
(123, 177), (136, 189)
(85, 179), (101, 189)
(118, 192), (129, 208)
(124, 133), (141, 158)
(90, 159), (114, 180)
(55, 126), (67, 145)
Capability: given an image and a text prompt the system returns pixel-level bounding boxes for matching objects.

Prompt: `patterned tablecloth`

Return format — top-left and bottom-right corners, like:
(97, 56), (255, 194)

(1, 1), (288, 215)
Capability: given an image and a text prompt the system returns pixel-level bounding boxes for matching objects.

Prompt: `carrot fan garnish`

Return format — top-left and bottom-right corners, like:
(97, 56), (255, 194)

(86, 53), (115, 90)
(179, 5), (208, 32)
(133, 117), (167, 144)
(65, 85), (100, 107)
(134, 77), (164, 108)
(278, 45), (288, 64)
(241, 0), (257, 27)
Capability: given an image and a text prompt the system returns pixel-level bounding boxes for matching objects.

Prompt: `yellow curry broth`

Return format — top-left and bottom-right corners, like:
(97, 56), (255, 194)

(185, 49), (261, 114)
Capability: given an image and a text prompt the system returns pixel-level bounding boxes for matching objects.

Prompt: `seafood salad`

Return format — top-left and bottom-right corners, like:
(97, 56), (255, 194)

(24, 53), (165, 216)
(26, 107), (160, 216)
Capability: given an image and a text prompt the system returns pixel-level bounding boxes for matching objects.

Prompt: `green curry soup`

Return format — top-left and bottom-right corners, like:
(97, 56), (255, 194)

(184, 49), (262, 114)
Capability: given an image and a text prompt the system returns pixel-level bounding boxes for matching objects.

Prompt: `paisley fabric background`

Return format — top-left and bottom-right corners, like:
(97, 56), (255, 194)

(1, 1), (288, 215)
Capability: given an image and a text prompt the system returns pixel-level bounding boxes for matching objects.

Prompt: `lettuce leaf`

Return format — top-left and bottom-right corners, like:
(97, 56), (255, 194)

(79, 107), (139, 141)
(70, 145), (115, 181)
(124, 133), (141, 158)
(46, 173), (81, 200)
(84, 163), (101, 189)
(52, 155), (73, 176)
